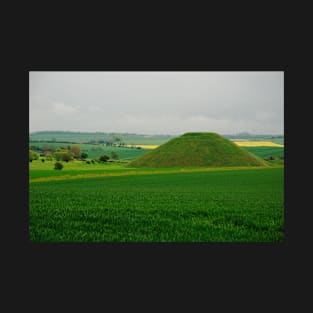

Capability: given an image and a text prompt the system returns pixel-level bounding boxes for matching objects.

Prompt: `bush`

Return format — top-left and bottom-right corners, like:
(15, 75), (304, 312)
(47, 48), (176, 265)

(53, 151), (73, 162)
(111, 151), (119, 160)
(81, 152), (88, 159)
(71, 145), (82, 158)
(44, 152), (53, 161)
(54, 162), (63, 170)
(29, 149), (39, 162)
(86, 161), (91, 164)
(41, 159), (45, 162)
(99, 154), (110, 162)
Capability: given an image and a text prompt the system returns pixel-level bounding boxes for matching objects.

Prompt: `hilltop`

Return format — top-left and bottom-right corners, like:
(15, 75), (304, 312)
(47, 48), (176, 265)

(128, 132), (267, 168)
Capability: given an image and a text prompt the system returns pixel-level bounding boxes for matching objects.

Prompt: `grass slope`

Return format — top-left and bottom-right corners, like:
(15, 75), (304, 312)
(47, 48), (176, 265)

(129, 132), (267, 168)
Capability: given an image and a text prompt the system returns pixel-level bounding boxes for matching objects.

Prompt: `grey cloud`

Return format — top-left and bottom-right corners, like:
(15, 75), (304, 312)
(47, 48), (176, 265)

(29, 71), (284, 135)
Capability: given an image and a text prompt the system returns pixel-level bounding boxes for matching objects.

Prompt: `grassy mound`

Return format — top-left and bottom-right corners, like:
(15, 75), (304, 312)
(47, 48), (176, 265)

(128, 132), (267, 168)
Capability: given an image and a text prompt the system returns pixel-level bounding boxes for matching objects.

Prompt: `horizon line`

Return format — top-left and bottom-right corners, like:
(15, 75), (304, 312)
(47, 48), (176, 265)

(29, 130), (284, 136)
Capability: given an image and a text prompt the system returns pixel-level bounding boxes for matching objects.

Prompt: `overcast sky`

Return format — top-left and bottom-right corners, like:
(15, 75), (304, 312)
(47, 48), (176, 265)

(29, 71), (284, 135)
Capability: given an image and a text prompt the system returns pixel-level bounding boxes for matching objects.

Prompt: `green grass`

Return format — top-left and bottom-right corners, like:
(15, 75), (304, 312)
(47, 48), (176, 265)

(130, 132), (267, 168)
(29, 160), (135, 179)
(29, 167), (284, 242)
(29, 159), (280, 181)
(241, 146), (284, 159)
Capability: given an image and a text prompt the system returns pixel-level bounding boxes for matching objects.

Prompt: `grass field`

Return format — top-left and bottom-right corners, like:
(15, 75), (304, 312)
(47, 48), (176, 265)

(29, 131), (284, 145)
(29, 167), (284, 242)
(29, 160), (134, 179)
(29, 132), (284, 243)
(29, 159), (275, 181)
(29, 137), (284, 164)
(241, 146), (284, 159)
(29, 141), (150, 160)
(29, 132), (174, 145)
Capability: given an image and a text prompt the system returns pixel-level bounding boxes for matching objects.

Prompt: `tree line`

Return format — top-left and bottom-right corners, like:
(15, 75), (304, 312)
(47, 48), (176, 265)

(29, 145), (88, 162)
(29, 144), (119, 170)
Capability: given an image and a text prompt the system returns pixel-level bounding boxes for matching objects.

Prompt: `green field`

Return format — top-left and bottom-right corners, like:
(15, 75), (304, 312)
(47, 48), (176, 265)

(29, 141), (150, 160)
(29, 131), (174, 145)
(29, 166), (284, 242)
(29, 160), (273, 181)
(241, 146), (284, 159)
(29, 131), (284, 145)
(29, 160), (134, 179)
(29, 141), (284, 162)
(29, 132), (284, 243)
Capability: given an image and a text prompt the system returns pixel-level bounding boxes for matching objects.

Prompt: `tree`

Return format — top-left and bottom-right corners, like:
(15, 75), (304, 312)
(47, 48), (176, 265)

(111, 151), (119, 160)
(81, 152), (88, 159)
(44, 152), (53, 160)
(53, 150), (73, 162)
(113, 135), (123, 144)
(29, 150), (39, 162)
(70, 145), (82, 158)
(99, 154), (110, 162)
(41, 145), (56, 153)
(30, 145), (40, 152)
(61, 152), (73, 162)
(54, 162), (63, 170)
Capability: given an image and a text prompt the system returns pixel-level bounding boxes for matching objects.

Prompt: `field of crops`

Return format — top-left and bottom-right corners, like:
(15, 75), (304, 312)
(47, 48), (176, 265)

(233, 141), (283, 147)
(29, 159), (275, 181)
(241, 146), (284, 159)
(29, 167), (284, 242)
(125, 144), (159, 149)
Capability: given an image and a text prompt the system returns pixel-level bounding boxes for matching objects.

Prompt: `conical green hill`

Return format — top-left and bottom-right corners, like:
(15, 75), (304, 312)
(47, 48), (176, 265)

(128, 132), (267, 168)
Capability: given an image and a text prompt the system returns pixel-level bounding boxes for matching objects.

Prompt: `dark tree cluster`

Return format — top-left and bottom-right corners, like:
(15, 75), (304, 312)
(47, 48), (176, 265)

(99, 154), (110, 162)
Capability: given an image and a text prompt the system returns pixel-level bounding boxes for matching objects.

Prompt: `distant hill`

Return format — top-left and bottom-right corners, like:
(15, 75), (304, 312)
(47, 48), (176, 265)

(29, 131), (174, 145)
(29, 131), (284, 146)
(128, 132), (267, 168)
(224, 133), (284, 145)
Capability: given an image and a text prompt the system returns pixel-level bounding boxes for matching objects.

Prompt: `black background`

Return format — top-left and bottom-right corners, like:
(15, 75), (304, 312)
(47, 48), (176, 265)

(3, 3), (307, 311)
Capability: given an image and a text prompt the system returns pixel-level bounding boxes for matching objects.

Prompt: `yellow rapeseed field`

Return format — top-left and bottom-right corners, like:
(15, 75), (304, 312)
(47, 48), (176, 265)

(233, 141), (284, 147)
(126, 144), (159, 149)
(127, 142), (284, 148)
